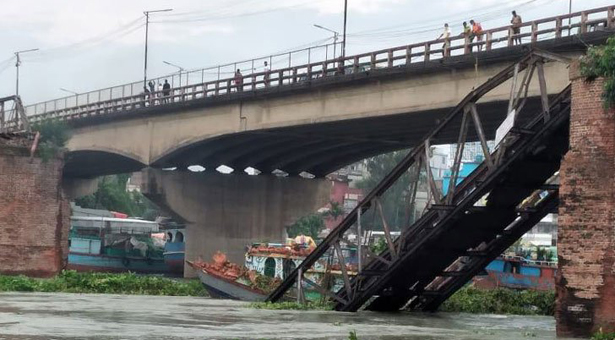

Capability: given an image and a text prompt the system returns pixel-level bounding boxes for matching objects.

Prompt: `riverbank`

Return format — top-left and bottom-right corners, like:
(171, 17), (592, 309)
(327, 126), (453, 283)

(0, 270), (207, 296)
(252, 286), (555, 316)
(440, 286), (554, 315)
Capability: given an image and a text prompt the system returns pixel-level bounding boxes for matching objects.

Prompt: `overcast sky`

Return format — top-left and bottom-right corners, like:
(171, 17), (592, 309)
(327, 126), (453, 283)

(0, 0), (611, 104)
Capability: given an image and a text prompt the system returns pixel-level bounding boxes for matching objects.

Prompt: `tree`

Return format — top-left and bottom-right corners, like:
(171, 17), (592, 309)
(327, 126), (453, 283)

(286, 214), (325, 239)
(580, 36), (615, 108)
(323, 201), (345, 220)
(356, 150), (425, 231)
(32, 119), (71, 162)
(75, 174), (159, 219)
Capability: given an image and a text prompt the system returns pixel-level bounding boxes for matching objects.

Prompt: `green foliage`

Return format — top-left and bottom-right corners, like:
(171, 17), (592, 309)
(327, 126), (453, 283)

(370, 238), (388, 254)
(286, 214), (325, 239)
(592, 329), (615, 340)
(348, 330), (359, 340)
(32, 119), (71, 162)
(580, 37), (615, 108)
(249, 301), (334, 310)
(440, 286), (555, 315)
(75, 174), (159, 219)
(0, 271), (207, 296)
(323, 201), (345, 220)
(356, 150), (424, 231)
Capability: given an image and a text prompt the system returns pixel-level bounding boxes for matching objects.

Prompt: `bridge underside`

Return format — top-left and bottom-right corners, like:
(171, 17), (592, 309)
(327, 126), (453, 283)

(65, 98), (545, 179)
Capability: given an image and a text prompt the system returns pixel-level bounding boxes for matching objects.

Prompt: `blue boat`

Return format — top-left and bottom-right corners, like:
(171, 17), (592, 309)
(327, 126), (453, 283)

(68, 216), (172, 275)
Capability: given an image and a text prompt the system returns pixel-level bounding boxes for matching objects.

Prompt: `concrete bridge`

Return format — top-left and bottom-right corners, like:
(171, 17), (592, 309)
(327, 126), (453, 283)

(8, 6), (609, 277)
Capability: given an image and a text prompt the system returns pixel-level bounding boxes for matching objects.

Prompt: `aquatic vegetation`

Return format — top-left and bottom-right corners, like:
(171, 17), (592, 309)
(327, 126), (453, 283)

(592, 328), (615, 340)
(439, 286), (555, 316)
(0, 270), (207, 296)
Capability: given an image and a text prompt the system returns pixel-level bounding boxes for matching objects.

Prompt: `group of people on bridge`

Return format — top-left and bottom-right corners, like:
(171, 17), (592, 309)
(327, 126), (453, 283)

(438, 11), (523, 56)
(143, 80), (172, 106)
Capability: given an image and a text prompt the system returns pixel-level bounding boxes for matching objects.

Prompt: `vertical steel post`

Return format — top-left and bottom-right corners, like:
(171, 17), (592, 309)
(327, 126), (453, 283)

(357, 208), (362, 271)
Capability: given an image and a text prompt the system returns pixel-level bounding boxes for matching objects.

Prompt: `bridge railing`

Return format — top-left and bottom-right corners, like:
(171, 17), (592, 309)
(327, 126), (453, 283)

(24, 6), (614, 123)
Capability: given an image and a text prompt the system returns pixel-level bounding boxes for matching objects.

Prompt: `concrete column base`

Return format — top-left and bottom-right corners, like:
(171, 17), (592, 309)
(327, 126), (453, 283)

(142, 168), (330, 277)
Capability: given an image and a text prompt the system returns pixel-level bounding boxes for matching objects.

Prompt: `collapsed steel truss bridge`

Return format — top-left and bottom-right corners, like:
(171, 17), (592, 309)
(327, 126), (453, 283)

(267, 50), (571, 312)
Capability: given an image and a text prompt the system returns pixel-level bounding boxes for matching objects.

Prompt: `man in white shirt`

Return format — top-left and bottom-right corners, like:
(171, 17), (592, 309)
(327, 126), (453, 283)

(438, 23), (451, 57)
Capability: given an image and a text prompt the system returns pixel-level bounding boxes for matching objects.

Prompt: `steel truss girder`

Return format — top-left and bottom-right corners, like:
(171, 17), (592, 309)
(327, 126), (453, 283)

(266, 49), (569, 308)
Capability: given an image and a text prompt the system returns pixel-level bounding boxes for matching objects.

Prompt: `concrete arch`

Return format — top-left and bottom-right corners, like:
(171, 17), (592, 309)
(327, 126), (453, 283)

(64, 148), (147, 178)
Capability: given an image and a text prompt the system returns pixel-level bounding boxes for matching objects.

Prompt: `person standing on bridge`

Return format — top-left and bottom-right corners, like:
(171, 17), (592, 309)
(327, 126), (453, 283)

(263, 61), (270, 88)
(163, 79), (171, 103)
(438, 23), (451, 57)
(234, 69), (243, 92)
(470, 20), (484, 52)
(148, 80), (155, 95)
(143, 87), (151, 107)
(511, 11), (523, 45)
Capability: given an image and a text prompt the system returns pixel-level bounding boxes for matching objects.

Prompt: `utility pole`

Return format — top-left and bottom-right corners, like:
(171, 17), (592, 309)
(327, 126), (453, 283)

(314, 25), (340, 58)
(143, 9), (173, 89)
(342, 0), (348, 58)
(568, 0), (572, 34)
(14, 48), (39, 96)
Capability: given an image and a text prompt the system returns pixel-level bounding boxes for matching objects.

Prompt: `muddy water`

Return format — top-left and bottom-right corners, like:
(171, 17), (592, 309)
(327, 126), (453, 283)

(0, 292), (570, 340)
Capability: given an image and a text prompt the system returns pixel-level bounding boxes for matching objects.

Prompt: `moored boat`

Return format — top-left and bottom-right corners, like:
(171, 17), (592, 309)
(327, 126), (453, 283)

(473, 255), (556, 291)
(68, 216), (170, 274)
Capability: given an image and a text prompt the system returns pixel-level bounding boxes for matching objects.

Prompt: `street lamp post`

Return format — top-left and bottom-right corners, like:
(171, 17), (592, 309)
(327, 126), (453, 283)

(60, 88), (79, 105)
(143, 9), (173, 89)
(14, 48), (39, 96)
(163, 61), (186, 87)
(313, 24), (340, 59)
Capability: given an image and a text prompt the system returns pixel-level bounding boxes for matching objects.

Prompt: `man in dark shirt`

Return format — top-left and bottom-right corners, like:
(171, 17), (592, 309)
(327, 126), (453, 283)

(162, 79), (171, 103)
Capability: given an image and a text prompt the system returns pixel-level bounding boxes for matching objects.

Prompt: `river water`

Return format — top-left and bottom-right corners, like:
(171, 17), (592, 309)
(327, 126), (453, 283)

(0, 292), (571, 340)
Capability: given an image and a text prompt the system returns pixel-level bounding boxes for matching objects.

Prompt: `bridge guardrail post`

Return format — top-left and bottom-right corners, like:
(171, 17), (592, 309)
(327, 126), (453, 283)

(370, 53), (376, 70)
(486, 32), (493, 51)
(464, 36), (470, 54)
(508, 27), (514, 47)
(608, 7), (614, 28)
(405, 46), (412, 66)
(555, 18), (563, 38)
(424, 43), (430, 62)
(531, 22), (538, 44)
(580, 11), (588, 33)
(387, 50), (393, 68)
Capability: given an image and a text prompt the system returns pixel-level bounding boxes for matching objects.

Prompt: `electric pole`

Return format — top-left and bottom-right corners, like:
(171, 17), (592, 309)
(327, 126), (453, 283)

(342, 0), (348, 58)
(14, 48), (39, 97)
(143, 9), (173, 89)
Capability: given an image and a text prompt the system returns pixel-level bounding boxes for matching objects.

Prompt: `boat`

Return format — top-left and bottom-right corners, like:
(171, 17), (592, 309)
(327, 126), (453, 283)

(187, 252), (272, 301)
(162, 227), (186, 275)
(68, 216), (170, 274)
(473, 255), (556, 291)
(190, 237), (358, 301)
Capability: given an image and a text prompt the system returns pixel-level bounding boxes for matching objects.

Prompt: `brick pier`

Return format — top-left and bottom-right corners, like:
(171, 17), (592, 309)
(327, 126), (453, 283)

(0, 134), (70, 277)
(557, 63), (615, 337)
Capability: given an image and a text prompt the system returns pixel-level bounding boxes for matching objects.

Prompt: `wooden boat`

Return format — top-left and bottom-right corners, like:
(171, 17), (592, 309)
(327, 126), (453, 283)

(187, 261), (267, 301)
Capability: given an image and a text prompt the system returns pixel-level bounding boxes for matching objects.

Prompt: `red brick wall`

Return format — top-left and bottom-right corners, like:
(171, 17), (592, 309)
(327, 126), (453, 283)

(0, 140), (69, 277)
(557, 62), (615, 337)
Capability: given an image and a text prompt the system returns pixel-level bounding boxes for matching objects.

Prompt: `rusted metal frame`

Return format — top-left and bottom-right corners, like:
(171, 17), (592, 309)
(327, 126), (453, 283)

(445, 108), (470, 205)
(507, 63), (520, 114)
(333, 240), (353, 300)
(374, 198), (398, 259)
(469, 103), (494, 169)
(423, 192), (559, 311)
(301, 276), (348, 305)
(399, 159), (421, 254)
(423, 139), (441, 206)
(364, 247), (392, 266)
(513, 62), (535, 110)
(536, 61), (551, 123)
(358, 98), (569, 311)
(268, 54), (534, 303)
